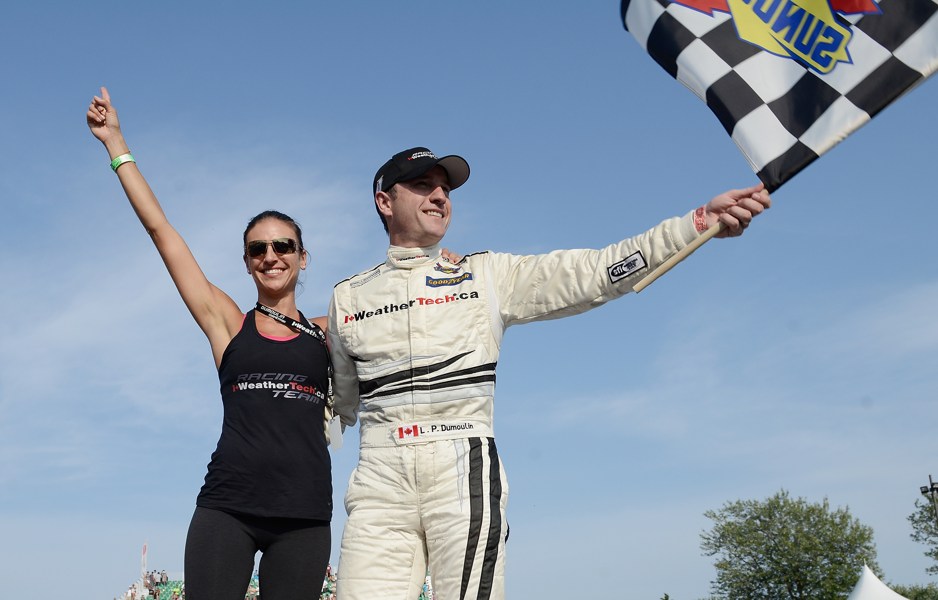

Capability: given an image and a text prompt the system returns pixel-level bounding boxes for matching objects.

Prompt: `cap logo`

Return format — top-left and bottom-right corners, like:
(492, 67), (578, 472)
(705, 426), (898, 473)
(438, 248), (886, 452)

(408, 151), (437, 161)
(375, 175), (384, 194)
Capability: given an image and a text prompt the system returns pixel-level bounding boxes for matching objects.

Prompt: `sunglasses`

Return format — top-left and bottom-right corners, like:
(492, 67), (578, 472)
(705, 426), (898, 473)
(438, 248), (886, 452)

(245, 238), (298, 258)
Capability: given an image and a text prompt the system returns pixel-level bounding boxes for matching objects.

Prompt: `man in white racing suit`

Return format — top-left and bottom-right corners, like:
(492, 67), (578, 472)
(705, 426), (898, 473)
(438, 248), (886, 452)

(327, 147), (771, 600)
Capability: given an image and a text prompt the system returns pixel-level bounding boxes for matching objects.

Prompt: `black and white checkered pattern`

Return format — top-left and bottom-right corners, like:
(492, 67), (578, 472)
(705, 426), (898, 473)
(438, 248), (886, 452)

(621, 0), (938, 191)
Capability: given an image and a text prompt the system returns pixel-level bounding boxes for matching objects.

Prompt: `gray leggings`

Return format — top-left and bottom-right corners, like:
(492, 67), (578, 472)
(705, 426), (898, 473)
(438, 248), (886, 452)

(184, 506), (330, 600)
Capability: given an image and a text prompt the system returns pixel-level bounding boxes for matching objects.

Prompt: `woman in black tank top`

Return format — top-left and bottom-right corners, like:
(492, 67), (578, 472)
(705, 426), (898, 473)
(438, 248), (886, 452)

(88, 88), (332, 600)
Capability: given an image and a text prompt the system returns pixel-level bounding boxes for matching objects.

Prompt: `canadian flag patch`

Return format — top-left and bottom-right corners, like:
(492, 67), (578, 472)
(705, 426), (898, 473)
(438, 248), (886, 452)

(398, 425), (420, 439)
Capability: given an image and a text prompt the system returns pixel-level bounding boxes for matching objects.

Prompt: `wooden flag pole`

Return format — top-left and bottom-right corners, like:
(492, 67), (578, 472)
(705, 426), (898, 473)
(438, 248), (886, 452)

(633, 222), (723, 293)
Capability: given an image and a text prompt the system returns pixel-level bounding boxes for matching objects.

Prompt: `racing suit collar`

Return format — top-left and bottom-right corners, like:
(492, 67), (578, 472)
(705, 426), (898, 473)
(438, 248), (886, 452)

(386, 244), (442, 269)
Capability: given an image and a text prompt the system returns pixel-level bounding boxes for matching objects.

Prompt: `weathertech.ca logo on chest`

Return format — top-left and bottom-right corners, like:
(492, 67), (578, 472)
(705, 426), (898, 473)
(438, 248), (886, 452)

(342, 291), (480, 324)
(231, 372), (325, 402)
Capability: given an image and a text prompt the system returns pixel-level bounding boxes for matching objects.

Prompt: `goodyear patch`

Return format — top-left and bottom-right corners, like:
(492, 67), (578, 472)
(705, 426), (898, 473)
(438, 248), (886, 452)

(426, 272), (473, 288)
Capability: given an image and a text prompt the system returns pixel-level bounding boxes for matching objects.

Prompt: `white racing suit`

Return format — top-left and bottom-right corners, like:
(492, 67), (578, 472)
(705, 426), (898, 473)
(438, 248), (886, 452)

(328, 212), (701, 600)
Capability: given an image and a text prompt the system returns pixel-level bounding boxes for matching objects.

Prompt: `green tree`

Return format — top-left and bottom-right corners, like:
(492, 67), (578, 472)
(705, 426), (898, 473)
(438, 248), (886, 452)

(891, 583), (938, 600)
(909, 497), (938, 575)
(700, 489), (880, 600)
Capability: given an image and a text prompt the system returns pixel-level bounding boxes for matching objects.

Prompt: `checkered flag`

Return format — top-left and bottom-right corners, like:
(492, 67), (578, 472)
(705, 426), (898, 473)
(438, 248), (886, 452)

(620, 0), (938, 191)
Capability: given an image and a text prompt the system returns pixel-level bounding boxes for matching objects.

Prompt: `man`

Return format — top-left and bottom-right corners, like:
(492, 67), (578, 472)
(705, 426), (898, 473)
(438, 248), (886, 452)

(327, 147), (770, 600)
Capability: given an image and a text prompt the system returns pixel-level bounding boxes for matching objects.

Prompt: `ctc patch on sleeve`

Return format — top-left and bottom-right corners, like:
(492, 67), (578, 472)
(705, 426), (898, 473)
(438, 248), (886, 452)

(607, 251), (647, 284)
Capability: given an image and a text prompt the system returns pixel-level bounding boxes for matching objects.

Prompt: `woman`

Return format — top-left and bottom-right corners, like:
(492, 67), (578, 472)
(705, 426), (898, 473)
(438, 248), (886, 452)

(87, 87), (331, 600)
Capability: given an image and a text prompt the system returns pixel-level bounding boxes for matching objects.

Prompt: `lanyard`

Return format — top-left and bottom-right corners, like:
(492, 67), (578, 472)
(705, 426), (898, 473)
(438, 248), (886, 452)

(255, 303), (342, 448)
(254, 303), (333, 398)
(255, 303), (326, 344)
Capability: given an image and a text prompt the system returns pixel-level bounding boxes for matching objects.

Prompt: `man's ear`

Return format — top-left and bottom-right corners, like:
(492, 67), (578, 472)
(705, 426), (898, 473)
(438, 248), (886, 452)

(375, 190), (393, 219)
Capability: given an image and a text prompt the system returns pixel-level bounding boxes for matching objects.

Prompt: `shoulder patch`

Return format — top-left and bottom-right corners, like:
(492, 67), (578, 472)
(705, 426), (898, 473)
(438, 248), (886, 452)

(335, 261), (385, 289)
(350, 267), (384, 289)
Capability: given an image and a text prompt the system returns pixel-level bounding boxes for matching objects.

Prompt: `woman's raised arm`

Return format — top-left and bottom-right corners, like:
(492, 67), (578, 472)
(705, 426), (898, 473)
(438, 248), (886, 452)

(87, 87), (243, 366)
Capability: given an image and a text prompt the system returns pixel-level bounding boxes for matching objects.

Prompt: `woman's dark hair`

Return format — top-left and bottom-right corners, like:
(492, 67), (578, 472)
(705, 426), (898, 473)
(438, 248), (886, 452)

(243, 210), (305, 253)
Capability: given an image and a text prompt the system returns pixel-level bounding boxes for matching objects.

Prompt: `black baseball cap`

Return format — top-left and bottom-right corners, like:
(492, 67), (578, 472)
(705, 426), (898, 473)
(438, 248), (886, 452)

(373, 147), (470, 195)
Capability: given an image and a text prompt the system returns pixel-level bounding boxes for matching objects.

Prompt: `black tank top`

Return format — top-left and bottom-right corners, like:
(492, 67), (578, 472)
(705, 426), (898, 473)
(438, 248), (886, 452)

(197, 309), (332, 520)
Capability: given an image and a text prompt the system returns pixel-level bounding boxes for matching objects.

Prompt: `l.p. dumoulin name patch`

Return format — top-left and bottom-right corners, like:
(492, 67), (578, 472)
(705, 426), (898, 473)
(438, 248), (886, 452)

(607, 251), (646, 283)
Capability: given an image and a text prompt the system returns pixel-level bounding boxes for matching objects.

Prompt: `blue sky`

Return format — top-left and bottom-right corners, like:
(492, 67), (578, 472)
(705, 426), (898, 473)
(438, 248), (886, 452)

(1, 2), (936, 598)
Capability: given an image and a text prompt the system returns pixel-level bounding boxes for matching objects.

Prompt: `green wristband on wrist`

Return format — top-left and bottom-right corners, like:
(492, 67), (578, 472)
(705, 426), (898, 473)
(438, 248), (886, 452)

(110, 153), (136, 172)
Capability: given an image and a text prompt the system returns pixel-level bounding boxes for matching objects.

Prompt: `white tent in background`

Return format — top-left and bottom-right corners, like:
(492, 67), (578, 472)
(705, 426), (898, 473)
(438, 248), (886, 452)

(847, 565), (910, 600)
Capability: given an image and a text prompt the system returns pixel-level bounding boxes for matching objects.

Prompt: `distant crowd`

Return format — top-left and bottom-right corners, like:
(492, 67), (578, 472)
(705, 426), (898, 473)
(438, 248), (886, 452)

(120, 570), (180, 600)
(118, 565), (435, 600)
